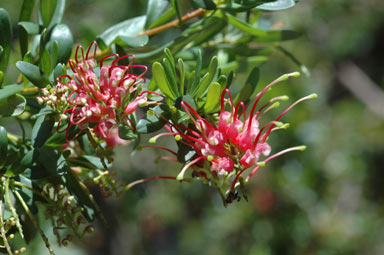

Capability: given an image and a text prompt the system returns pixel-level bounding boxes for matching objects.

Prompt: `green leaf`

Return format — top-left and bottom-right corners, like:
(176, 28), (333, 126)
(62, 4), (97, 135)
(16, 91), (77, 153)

(20, 0), (36, 21)
(19, 0), (36, 56)
(119, 125), (139, 141)
(192, 0), (216, 10)
(204, 82), (222, 113)
(136, 104), (170, 133)
(16, 61), (50, 87)
(0, 94), (26, 117)
(0, 9), (12, 77)
(31, 115), (55, 148)
(276, 45), (310, 77)
(148, 7), (175, 29)
(177, 141), (196, 163)
(171, 0), (182, 24)
(226, 13), (266, 37)
(48, 0), (66, 29)
(162, 52), (179, 97)
(97, 16), (146, 49)
(145, 0), (170, 29)
(64, 169), (95, 221)
(40, 48), (52, 74)
(113, 35), (148, 48)
(192, 56), (218, 97)
(49, 63), (65, 84)
(187, 49), (202, 95)
(234, 67), (260, 104)
(0, 126), (8, 168)
(152, 61), (177, 100)
(39, 0), (57, 27)
(48, 24), (73, 63)
(256, 0), (295, 11)
(190, 16), (226, 47)
(18, 21), (42, 35)
(0, 84), (24, 101)
(82, 155), (112, 170)
(38, 145), (68, 176)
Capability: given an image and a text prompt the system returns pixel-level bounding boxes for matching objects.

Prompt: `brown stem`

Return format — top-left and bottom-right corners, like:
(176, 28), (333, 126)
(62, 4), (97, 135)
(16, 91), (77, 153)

(136, 8), (205, 37)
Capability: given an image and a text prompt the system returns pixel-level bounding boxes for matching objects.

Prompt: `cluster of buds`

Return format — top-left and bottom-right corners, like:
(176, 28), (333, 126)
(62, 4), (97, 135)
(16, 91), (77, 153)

(93, 169), (124, 198)
(42, 184), (94, 245)
(150, 73), (316, 204)
(38, 41), (164, 146)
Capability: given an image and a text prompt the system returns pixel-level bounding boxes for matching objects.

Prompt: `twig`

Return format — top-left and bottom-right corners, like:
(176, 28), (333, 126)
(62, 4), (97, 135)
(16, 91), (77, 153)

(136, 8), (205, 37)
(13, 189), (56, 255)
(0, 200), (13, 255)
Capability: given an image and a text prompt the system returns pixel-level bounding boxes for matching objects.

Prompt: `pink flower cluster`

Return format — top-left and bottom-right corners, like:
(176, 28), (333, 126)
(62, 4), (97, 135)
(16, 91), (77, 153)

(39, 42), (162, 146)
(151, 73), (316, 192)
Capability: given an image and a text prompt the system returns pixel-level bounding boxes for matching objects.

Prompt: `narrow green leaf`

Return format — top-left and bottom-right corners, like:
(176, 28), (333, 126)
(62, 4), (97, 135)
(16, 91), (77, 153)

(16, 61), (50, 87)
(204, 82), (222, 113)
(0, 9), (12, 78)
(171, 0), (182, 24)
(0, 94), (26, 117)
(31, 115), (55, 148)
(47, 0), (66, 29)
(234, 67), (260, 104)
(0, 126), (8, 168)
(145, 0), (170, 29)
(178, 58), (185, 95)
(0, 84), (24, 100)
(193, 56), (218, 97)
(40, 48), (52, 74)
(19, 0), (35, 21)
(39, 0), (57, 27)
(148, 7), (175, 29)
(152, 62), (176, 100)
(19, 0), (36, 56)
(226, 13), (266, 37)
(187, 49), (202, 94)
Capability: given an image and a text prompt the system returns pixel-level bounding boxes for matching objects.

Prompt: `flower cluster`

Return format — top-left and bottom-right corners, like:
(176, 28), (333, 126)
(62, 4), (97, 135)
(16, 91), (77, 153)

(150, 73), (316, 203)
(42, 184), (94, 246)
(38, 42), (163, 146)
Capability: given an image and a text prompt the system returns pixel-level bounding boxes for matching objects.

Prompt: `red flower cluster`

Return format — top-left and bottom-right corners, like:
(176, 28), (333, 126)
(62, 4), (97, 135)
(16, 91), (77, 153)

(150, 73), (316, 197)
(38, 42), (163, 146)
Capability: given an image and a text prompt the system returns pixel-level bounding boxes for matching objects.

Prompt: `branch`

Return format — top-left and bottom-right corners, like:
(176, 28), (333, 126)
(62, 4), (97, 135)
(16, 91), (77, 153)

(136, 8), (205, 37)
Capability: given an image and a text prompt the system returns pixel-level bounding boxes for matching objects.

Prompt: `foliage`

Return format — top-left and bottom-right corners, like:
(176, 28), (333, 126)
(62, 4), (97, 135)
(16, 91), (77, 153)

(0, 0), (317, 254)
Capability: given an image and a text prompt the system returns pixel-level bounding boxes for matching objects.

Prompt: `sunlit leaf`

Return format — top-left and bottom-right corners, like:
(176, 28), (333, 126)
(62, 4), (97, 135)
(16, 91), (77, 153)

(0, 94), (26, 117)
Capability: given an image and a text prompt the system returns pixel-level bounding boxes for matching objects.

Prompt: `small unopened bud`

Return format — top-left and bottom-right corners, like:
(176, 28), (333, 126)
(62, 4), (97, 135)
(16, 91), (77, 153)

(85, 110), (92, 118)
(80, 98), (87, 105)
(149, 137), (157, 144)
(257, 161), (266, 167)
(8, 234), (14, 239)
(37, 97), (44, 104)
(174, 135), (181, 141)
(207, 155), (214, 161)
(20, 247), (26, 253)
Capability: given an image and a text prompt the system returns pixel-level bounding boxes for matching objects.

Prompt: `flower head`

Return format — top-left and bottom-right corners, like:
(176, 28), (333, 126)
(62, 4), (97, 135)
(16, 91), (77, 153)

(151, 72), (316, 204)
(38, 41), (164, 146)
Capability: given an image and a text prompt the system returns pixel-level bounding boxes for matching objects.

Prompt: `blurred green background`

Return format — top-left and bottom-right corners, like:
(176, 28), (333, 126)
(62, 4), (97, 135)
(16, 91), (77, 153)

(1, 0), (384, 254)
